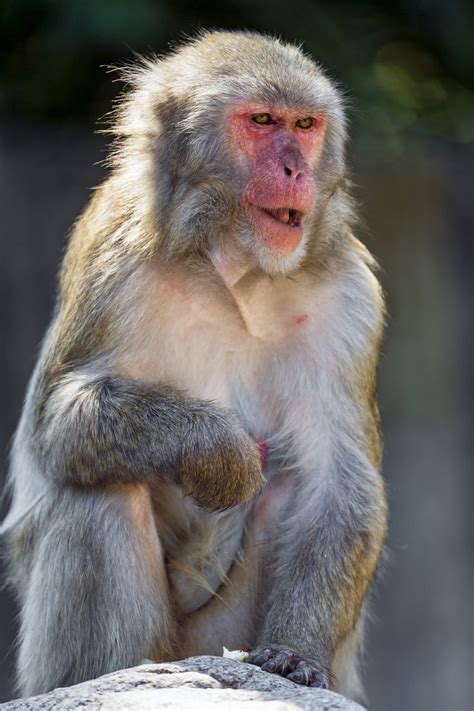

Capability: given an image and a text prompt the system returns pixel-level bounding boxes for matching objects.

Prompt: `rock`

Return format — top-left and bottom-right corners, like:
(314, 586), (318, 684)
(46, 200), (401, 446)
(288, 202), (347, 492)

(0, 656), (366, 710)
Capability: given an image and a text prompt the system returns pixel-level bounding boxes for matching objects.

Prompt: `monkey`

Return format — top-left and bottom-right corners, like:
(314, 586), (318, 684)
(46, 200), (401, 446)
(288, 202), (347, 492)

(1, 30), (387, 703)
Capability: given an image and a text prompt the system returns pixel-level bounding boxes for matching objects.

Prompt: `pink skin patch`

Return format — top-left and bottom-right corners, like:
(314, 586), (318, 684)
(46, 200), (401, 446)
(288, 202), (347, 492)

(167, 277), (189, 301)
(229, 103), (326, 256)
(295, 313), (309, 326)
(255, 436), (268, 468)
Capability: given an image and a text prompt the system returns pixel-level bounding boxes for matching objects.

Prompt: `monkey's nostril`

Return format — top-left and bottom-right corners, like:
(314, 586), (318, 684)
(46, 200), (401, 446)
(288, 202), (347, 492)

(284, 166), (292, 177)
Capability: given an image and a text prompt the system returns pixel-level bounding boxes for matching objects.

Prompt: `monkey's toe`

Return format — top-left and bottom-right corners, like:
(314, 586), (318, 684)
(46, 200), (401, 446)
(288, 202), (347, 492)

(249, 645), (330, 688)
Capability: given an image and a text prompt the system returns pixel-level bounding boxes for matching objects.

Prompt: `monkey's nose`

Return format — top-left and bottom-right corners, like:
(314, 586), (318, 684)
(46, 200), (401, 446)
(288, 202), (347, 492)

(283, 155), (305, 180)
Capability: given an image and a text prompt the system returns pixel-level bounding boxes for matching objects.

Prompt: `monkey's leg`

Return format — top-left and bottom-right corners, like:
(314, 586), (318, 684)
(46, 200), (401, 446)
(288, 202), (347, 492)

(16, 484), (174, 697)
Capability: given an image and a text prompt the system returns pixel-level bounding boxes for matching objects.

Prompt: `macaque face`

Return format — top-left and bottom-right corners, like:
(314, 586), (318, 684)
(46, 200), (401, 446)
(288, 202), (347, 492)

(229, 103), (327, 267)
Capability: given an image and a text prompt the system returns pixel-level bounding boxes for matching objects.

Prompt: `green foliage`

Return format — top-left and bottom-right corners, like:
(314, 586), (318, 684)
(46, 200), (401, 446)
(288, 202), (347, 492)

(1, 0), (472, 146)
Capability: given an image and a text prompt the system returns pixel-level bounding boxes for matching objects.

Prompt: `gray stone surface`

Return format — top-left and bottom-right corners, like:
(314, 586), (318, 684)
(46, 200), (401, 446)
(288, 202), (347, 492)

(1, 656), (365, 710)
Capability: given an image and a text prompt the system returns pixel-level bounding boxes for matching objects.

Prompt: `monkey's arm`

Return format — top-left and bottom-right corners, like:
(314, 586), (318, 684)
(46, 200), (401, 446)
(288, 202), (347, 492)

(250, 266), (387, 688)
(34, 367), (263, 510)
(251, 421), (386, 687)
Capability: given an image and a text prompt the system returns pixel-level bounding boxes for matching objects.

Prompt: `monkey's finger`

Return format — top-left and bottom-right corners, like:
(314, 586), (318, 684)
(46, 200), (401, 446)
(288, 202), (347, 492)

(261, 650), (297, 675)
(248, 647), (272, 666)
(287, 660), (329, 688)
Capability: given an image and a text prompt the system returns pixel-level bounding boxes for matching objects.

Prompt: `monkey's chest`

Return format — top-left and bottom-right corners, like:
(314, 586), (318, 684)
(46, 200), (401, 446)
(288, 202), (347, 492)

(123, 264), (323, 415)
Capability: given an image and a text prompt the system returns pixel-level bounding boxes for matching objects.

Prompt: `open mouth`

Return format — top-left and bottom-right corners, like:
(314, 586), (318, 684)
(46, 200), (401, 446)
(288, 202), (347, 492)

(258, 206), (304, 228)
(247, 203), (305, 255)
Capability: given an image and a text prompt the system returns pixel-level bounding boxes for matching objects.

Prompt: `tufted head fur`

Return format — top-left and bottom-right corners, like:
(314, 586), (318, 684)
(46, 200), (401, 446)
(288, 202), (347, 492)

(103, 31), (352, 275)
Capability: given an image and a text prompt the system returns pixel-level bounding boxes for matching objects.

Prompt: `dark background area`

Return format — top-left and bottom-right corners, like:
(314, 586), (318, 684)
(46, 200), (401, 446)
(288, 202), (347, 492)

(1, 1), (472, 709)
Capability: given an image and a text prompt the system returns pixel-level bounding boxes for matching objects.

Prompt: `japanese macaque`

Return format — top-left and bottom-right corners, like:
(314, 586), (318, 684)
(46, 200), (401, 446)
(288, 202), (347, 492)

(2, 30), (387, 702)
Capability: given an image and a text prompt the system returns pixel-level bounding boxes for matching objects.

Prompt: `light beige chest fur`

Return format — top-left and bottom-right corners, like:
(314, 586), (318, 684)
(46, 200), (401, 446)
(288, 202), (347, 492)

(116, 260), (333, 423)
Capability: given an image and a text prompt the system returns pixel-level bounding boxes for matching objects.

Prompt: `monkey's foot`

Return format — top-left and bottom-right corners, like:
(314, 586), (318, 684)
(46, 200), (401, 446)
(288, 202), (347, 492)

(248, 645), (330, 688)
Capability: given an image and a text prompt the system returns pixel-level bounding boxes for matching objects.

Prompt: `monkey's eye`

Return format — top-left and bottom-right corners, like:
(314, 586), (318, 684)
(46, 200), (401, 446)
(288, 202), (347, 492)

(296, 117), (314, 129)
(251, 113), (273, 125)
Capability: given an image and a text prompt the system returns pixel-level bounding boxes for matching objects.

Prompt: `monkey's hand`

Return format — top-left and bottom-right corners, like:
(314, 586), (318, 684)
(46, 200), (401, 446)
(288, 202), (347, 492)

(248, 645), (331, 689)
(179, 408), (265, 511)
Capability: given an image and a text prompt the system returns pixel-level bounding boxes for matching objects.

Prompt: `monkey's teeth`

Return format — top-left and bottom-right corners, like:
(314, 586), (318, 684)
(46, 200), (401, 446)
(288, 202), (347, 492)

(265, 208), (295, 225)
(289, 209), (302, 227)
(265, 208), (287, 223)
(261, 207), (302, 227)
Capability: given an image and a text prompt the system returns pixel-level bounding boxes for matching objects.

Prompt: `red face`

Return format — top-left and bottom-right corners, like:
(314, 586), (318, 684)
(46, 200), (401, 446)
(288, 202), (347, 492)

(230, 103), (327, 256)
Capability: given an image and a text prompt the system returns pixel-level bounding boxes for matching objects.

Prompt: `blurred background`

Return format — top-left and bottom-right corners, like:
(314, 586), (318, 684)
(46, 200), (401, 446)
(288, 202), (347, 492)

(0, 1), (472, 709)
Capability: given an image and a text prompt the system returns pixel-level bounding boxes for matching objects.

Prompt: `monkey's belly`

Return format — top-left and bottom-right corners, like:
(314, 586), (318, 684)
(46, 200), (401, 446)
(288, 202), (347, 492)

(178, 472), (295, 658)
(151, 471), (294, 616)
(150, 484), (248, 615)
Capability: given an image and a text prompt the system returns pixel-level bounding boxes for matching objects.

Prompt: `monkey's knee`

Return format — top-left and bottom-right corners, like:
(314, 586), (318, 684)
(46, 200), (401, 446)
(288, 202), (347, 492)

(16, 487), (174, 696)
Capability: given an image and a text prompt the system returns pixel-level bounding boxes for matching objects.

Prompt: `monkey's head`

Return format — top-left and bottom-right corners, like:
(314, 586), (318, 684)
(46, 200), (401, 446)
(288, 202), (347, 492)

(114, 31), (348, 276)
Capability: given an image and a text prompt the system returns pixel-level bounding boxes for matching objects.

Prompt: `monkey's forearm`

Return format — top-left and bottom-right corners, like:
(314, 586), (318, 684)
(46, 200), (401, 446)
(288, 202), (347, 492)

(258, 455), (386, 670)
(263, 519), (384, 654)
(35, 370), (263, 508)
